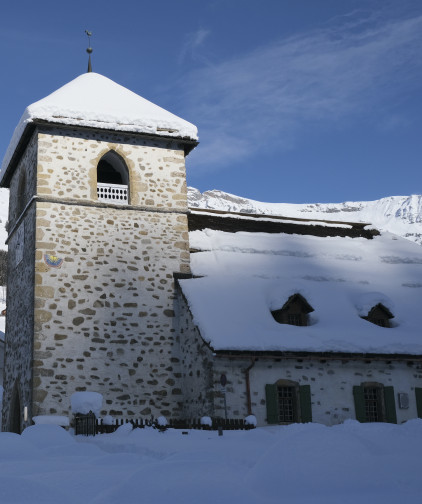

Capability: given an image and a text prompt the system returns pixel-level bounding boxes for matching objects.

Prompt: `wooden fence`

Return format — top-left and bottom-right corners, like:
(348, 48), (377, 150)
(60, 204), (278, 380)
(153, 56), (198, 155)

(75, 415), (255, 436)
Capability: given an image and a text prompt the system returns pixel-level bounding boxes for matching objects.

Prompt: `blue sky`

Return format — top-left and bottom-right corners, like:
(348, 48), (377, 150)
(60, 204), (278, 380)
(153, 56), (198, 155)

(0, 0), (421, 203)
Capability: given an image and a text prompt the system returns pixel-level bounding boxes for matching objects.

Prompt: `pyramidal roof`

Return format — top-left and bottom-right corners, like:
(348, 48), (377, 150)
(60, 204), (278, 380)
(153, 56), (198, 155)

(1, 72), (198, 179)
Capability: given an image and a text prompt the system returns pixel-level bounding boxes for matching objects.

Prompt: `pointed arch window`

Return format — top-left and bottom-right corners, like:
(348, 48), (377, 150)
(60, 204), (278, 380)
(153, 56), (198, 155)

(96, 151), (129, 205)
(271, 293), (314, 326)
(361, 303), (393, 328)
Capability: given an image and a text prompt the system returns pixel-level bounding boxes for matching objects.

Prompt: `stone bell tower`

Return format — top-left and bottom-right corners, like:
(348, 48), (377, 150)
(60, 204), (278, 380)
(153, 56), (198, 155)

(0, 72), (198, 431)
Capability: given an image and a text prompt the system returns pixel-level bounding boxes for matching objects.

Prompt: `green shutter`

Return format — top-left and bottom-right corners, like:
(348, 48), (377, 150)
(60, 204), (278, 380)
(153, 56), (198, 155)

(299, 385), (312, 423)
(353, 385), (366, 422)
(383, 386), (397, 424)
(415, 388), (422, 418)
(265, 384), (278, 424)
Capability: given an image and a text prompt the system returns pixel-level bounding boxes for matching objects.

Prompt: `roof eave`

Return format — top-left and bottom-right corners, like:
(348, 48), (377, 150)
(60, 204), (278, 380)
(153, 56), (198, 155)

(0, 122), (36, 188)
(213, 349), (422, 361)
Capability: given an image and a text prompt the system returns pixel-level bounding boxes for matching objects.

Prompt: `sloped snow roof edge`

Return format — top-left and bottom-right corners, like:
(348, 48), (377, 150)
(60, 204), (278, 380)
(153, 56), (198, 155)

(1, 72), (198, 182)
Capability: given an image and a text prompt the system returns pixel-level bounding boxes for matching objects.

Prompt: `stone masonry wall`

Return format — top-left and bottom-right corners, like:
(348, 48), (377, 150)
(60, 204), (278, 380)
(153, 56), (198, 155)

(8, 133), (38, 227)
(212, 359), (250, 420)
(32, 127), (191, 420)
(2, 134), (38, 430)
(214, 357), (422, 426)
(36, 126), (188, 211)
(177, 290), (214, 418)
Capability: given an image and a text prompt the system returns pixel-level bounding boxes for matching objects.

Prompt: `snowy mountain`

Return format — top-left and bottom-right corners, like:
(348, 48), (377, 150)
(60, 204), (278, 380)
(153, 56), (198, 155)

(0, 187), (421, 250)
(188, 188), (422, 246)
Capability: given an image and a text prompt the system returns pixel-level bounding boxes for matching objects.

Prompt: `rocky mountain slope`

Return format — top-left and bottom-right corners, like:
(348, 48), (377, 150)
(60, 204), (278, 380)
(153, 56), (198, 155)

(188, 188), (422, 246)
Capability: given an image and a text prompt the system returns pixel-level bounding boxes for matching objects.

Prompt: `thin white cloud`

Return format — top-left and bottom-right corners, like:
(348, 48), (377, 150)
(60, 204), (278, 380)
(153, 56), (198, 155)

(178, 28), (211, 64)
(180, 13), (422, 172)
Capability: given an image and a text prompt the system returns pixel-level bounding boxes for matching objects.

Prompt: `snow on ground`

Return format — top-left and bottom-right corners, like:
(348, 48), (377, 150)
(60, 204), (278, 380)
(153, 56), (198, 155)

(0, 421), (420, 503)
(181, 229), (422, 354)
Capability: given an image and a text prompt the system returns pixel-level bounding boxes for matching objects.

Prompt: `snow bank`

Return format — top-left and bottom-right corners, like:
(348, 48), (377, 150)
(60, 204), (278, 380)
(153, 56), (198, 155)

(21, 424), (75, 448)
(0, 421), (420, 503)
(32, 415), (70, 427)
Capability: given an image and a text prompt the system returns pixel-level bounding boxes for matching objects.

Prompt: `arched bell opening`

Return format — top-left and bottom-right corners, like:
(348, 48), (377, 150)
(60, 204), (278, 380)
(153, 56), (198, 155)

(96, 150), (129, 205)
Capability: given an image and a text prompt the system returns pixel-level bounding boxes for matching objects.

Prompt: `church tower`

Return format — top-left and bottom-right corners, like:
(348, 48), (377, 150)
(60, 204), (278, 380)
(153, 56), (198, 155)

(0, 73), (198, 431)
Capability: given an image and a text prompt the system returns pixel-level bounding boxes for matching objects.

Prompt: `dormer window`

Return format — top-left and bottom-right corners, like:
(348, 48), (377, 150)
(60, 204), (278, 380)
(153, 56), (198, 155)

(271, 293), (314, 326)
(361, 303), (393, 328)
(97, 151), (129, 205)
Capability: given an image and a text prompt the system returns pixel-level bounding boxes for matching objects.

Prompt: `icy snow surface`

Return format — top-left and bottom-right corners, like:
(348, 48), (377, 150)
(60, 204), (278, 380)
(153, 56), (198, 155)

(1, 73), (197, 177)
(181, 228), (422, 354)
(0, 422), (420, 503)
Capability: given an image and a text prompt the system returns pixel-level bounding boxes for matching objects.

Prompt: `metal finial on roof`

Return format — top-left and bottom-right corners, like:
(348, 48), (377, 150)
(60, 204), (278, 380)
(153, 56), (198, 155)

(85, 30), (93, 73)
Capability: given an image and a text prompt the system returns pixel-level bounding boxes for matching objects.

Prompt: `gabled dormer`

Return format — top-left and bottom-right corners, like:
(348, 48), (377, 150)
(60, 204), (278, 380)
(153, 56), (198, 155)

(271, 293), (314, 326)
(361, 303), (394, 328)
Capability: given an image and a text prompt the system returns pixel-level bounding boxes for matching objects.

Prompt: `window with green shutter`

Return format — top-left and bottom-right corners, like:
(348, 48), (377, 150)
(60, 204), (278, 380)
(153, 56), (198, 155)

(383, 386), (397, 424)
(265, 380), (312, 424)
(353, 385), (367, 422)
(299, 385), (312, 423)
(265, 384), (278, 424)
(353, 382), (396, 423)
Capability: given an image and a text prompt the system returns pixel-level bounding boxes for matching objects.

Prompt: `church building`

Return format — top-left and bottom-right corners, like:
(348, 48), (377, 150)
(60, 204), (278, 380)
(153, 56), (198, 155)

(1, 71), (422, 432)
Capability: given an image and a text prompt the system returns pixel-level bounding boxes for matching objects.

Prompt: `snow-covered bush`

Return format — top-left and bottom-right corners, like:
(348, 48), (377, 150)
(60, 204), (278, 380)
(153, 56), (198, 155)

(244, 415), (257, 427)
(102, 415), (114, 426)
(200, 416), (212, 427)
(156, 416), (168, 427)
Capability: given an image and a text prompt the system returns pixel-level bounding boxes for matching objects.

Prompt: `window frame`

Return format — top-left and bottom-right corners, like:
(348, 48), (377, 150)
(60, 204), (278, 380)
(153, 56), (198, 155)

(353, 382), (397, 423)
(266, 380), (312, 424)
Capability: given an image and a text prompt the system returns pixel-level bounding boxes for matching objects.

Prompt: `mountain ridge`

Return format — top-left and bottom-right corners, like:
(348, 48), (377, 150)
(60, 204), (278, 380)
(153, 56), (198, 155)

(188, 188), (422, 246)
(0, 188), (420, 249)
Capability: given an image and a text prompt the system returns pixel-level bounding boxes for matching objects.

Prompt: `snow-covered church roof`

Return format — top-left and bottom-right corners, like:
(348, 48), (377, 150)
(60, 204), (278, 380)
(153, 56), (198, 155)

(1, 72), (197, 180)
(180, 224), (422, 356)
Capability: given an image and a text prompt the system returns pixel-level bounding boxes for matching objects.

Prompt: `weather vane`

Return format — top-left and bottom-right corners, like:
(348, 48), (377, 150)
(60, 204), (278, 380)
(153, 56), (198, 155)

(85, 30), (93, 73)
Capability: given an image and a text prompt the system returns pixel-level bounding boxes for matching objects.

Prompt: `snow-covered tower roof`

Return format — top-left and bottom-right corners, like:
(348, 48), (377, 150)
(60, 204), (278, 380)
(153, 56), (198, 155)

(1, 72), (198, 186)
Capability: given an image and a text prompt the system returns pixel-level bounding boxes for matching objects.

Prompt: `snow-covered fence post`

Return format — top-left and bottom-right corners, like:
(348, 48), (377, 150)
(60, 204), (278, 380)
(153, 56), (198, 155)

(71, 392), (103, 436)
